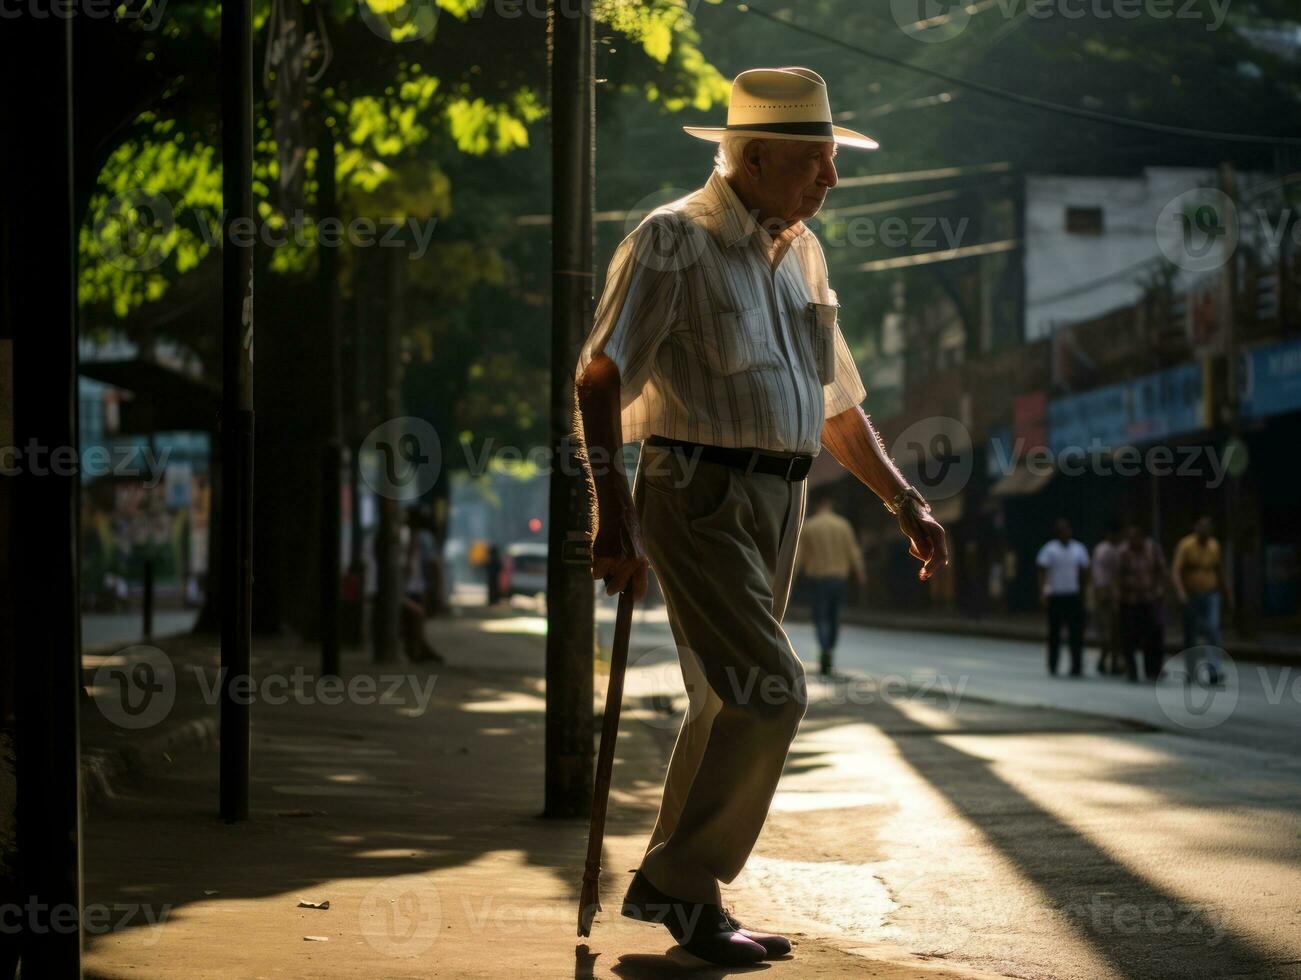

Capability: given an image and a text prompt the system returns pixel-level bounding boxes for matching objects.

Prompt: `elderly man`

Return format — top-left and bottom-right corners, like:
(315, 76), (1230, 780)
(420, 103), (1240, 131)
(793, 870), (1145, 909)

(575, 67), (948, 966)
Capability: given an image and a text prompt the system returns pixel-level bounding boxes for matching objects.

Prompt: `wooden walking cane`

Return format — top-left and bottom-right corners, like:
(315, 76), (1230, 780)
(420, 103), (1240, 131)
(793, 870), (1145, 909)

(577, 586), (636, 937)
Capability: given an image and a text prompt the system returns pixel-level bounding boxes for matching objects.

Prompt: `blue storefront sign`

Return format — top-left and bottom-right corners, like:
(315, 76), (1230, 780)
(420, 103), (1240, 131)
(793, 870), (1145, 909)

(1240, 336), (1301, 421)
(1049, 361), (1204, 453)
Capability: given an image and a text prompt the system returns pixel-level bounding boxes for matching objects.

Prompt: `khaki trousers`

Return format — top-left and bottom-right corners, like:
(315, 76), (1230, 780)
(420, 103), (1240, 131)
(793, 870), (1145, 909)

(632, 441), (808, 904)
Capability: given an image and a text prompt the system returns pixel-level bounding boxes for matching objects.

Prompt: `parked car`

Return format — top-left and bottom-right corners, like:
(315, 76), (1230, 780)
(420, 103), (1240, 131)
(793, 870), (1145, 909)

(501, 542), (547, 599)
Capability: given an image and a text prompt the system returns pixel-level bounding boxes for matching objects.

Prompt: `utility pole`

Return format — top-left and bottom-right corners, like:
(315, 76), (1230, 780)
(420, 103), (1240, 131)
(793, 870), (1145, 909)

(348, 248), (369, 643)
(1216, 162), (1259, 640)
(371, 249), (403, 664)
(220, 0), (256, 823)
(2, 12), (83, 974)
(319, 116), (343, 677)
(544, 0), (596, 818)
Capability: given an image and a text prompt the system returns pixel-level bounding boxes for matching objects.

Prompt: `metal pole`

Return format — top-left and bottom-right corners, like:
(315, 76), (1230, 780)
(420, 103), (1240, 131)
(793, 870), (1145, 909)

(372, 249), (403, 664)
(349, 270), (368, 574)
(220, 0), (256, 823)
(3, 11), (84, 974)
(544, 0), (596, 818)
(319, 117), (343, 676)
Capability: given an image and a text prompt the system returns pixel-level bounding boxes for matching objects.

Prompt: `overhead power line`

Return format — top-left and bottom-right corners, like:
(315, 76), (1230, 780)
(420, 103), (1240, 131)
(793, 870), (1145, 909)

(735, 2), (1301, 148)
(857, 237), (1020, 272)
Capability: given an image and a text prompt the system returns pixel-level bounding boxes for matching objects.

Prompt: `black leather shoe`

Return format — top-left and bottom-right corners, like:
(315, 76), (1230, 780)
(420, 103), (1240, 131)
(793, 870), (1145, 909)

(722, 908), (792, 958)
(621, 870), (766, 966)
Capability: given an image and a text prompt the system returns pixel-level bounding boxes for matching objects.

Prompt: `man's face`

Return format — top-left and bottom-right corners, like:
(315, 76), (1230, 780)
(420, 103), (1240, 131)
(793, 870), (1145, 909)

(1195, 517), (1212, 540)
(750, 139), (839, 226)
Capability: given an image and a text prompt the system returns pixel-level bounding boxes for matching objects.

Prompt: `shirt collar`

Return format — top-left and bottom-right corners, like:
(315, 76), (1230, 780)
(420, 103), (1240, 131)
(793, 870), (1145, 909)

(702, 170), (808, 251)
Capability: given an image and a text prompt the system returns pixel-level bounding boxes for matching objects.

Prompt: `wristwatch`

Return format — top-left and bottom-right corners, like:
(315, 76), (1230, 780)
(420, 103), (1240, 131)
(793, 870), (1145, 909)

(884, 485), (931, 518)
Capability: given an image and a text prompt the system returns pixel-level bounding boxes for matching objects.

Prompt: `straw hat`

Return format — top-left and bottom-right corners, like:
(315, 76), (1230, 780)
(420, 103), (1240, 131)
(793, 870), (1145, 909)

(683, 67), (878, 151)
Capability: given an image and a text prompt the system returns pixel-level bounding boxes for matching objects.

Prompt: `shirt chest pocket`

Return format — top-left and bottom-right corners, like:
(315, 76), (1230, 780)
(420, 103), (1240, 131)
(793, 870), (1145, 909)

(805, 301), (838, 386)
(681, 301), (778, 377)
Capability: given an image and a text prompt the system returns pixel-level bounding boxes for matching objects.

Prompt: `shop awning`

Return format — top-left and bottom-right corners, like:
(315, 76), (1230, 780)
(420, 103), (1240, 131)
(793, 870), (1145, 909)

(989, 464), (1054, 497)
(79, 359), (219, 433)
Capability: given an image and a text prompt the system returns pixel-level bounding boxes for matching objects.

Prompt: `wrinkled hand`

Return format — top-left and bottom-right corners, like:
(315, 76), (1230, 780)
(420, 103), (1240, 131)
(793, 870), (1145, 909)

(897, 506), (948, 582)
(590, 503), (649, 600)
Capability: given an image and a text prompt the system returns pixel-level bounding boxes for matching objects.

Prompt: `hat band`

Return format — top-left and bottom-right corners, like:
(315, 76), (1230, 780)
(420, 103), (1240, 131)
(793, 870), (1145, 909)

(725, 120), (833, 137)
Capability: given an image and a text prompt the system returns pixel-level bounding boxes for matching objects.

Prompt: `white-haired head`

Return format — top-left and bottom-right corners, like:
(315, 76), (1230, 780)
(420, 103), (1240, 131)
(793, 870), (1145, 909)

(714, 133), (764, 178)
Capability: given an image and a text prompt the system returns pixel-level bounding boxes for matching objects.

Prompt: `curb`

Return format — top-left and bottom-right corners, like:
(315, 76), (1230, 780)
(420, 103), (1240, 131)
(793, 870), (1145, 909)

(81, 714), (218, 811)
(831, 608), (1301, 667)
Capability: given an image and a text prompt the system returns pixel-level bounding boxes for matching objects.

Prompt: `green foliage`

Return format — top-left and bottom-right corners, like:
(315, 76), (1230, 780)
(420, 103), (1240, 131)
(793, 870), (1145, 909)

(78, 0), (730, 460)
(80, 0), (727, 326)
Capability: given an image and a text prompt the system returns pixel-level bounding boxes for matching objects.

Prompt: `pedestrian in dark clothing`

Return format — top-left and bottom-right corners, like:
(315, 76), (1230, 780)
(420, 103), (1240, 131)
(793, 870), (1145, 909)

(1092, 525), (1124, 675)
(485, 545), (503, 606)
(1116, 524), (1168, 682)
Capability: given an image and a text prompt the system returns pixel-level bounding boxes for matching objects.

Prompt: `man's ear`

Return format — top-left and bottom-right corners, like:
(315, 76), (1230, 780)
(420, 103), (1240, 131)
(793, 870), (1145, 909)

(742, 139), (765, 179)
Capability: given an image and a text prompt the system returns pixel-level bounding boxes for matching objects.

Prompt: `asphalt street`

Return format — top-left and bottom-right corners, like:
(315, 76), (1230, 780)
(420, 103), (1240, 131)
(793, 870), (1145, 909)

(595, 598), (1301, 980)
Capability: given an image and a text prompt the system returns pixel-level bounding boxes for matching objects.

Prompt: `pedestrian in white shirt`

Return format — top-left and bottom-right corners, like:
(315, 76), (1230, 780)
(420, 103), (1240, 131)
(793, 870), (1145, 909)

(1036, 517), (1090, 677)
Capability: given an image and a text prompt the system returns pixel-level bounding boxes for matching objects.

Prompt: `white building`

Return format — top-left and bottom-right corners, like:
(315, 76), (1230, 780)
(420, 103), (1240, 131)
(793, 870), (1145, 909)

(1023, 167), (1235, 340)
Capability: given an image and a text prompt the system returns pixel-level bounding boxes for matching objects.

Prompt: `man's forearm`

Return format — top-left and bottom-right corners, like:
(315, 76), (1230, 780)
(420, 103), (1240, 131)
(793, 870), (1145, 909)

(821, 406), (910, 503)
(576, 353), (634, 520)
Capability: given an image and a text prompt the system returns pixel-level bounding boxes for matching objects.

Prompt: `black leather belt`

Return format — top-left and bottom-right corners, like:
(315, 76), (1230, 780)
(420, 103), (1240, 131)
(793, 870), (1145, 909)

(645, 435), (813, 482)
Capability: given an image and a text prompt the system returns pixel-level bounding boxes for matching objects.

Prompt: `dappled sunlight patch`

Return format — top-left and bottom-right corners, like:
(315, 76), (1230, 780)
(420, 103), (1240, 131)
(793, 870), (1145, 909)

(478, 615), (547, 636)
(888, 698), (962, 731)
(739, 855), (895, 937)
(769, 790), (889, 813)
(354, 847), (445, 859)
(461, 690), (546, 713)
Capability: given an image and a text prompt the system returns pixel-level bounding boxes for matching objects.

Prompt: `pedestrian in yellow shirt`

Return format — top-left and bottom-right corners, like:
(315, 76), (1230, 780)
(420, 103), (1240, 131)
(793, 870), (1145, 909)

(1171, 516), (1234, 686)
(796, 498), (866, 676)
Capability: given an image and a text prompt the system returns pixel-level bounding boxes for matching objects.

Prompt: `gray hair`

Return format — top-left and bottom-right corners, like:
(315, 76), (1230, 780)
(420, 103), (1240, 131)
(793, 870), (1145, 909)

(714, 133), (764, 178)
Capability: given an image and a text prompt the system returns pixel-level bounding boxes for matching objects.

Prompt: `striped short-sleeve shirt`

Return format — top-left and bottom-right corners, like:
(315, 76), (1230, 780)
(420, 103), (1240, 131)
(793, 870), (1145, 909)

(575, 170), (867, 455)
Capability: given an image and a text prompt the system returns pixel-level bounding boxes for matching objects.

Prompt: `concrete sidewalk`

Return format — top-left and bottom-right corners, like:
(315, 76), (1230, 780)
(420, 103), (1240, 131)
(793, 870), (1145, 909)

(80, 609), (1014, 979)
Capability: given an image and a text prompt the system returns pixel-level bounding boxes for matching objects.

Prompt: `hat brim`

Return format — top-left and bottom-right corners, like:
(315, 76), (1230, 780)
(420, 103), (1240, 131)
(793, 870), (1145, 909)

(682, 124), (879, 151)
